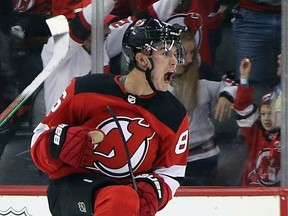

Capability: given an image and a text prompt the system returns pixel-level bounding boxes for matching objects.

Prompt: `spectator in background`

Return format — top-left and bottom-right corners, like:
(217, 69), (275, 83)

(176, 0), (231, 67)
(169, 19), (237, 186)
(233, 58), (281, 186)
(232, 0), (281, 104)
(167, 12), (222, 81)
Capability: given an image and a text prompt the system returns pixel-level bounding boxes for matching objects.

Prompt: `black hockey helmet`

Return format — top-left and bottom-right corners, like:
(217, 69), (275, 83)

(122, 18), (185, 70)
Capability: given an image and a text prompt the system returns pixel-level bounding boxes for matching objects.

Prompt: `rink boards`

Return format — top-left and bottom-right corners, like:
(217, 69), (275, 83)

(0, 186), (287, 216)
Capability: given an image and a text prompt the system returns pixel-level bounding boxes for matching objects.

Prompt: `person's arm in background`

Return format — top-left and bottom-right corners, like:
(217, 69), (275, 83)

(214, 77), (238, 122)
(233, 58), (259, 142)
(214, 58), (257, 122)
(205, 3), (228, 30)
(69, 0), (117, 44)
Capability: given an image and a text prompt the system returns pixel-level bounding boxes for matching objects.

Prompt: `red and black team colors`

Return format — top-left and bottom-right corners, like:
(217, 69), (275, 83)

(31, 18), (189, 216)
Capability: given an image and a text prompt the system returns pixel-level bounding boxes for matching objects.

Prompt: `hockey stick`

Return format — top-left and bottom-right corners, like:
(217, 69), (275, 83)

(0, 15), (70, 127)
(107, 105), (138, 191)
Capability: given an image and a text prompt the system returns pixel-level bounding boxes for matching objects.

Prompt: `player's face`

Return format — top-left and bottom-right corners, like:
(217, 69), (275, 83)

(260, 104), (275, 131)
(150, 44), (178, 91)
(176, 39), (197, 75)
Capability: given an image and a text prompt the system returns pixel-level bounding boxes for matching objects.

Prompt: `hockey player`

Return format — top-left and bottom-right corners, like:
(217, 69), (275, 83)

(42, 0), (182, 115)
(30, 18), (189, 216)
(233, 58), (281, 186)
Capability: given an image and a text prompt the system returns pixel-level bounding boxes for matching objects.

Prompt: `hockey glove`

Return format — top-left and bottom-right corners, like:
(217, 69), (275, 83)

(49, 124), (104, 168)
(135, 174), (163, 216)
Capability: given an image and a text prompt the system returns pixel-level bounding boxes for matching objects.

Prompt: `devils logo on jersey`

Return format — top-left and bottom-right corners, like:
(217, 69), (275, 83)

(85, 116), (155, 178)
(248, 147), (281, 186)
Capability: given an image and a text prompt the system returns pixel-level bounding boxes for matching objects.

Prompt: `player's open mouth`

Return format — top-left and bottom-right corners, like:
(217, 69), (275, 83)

(164, 72), (174, 83)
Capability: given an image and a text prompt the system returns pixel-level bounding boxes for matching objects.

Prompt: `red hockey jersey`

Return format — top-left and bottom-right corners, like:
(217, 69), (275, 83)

(31, 74), (189, 199)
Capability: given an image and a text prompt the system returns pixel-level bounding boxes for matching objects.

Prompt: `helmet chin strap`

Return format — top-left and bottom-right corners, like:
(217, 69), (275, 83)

(145, 68), (158, 92)
(135, 58), (158, 92)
